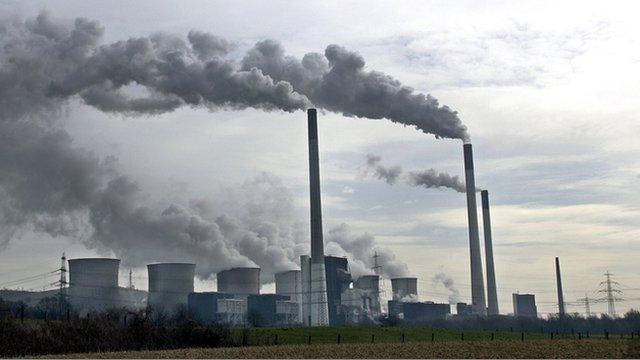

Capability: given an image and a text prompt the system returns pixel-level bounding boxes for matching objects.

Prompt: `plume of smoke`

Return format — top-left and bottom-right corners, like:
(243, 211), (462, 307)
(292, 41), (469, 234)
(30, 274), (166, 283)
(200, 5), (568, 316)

(407, 170), (466, 193)
(432, 272), (461, 304)
(364, 154), (467, 193)
(0, 13), (412, 282)
(324, 223), (409, 279)
(241, 40), (469, 140)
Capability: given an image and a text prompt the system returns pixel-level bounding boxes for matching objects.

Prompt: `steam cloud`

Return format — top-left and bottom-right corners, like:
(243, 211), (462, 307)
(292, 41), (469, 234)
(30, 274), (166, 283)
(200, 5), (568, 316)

(364, 154), (466, 192)
(432, 272), (461, 304)
(241, 40), (469, 141)
(0, 13), (413, 281)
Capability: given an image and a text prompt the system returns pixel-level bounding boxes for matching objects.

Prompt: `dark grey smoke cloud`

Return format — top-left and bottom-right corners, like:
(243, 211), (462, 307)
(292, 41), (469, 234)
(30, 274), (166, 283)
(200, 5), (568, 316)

(242, 40), (469, 141)
(0, 13), (413, 281)
(408, 169), (466, 193)
(432, 272), (461, 304)
(364, 154), (466, 192)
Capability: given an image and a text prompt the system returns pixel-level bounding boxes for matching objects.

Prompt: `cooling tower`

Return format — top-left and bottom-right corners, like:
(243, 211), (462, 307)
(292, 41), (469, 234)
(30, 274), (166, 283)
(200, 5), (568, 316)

(481, 190), (499, 316)
(275, 270), (302, 323)
(306, 108), (329, 326)
(354, 275), (380, 292)
(555, 257), (565, 316)
(391, 277), (418, 302)
(67, 258), (120, 314)
(463, 144), (487, 315)
(147, 263), (195, 312)
(217, 267), (260, 295)
(354, 275), (381, 317)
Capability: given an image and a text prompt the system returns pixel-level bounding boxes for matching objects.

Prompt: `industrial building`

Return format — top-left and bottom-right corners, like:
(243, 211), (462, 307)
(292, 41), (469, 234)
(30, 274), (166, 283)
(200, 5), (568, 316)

(403, 302), (451, 323)
(275, 270), (303, 323)
(512, 293), (538, 317)
(187, 292), (236, 324)
(147, 263), (195, 313)
(247, 294), (298, 326)
(456, 302), (473, 316)
(324, 255), (352, 325)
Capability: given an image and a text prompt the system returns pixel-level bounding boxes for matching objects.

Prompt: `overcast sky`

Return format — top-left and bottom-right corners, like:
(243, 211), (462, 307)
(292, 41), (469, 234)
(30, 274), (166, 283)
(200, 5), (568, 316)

(1, 0), (639, 316)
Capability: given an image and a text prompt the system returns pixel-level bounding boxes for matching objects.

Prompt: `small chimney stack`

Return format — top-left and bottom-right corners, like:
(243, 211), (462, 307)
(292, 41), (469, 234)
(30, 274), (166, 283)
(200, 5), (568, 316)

(555, 257), (566, 317)
(482, 190), (499, 316)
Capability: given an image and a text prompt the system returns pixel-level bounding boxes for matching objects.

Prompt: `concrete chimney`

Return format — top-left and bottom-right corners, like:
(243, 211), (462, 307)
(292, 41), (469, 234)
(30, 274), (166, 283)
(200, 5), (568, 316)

(463, 144), (487, 315)
(306, 109), (329, 326)
(481, 190), (499, 316)
(555, 257), (566, 317)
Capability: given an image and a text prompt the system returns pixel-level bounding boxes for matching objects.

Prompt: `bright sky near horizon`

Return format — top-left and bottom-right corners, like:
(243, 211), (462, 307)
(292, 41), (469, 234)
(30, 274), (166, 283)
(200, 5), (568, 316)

(1, 0), (639, 316)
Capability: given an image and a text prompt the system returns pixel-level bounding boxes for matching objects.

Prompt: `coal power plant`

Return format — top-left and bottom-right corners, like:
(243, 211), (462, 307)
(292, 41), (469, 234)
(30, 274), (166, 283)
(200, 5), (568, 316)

(0, 109), (508, 326)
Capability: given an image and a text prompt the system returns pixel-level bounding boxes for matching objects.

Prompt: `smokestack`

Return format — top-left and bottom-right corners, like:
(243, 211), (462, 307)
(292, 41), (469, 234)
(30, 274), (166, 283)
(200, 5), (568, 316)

(555, 257), (566, 317)
(463, 144), (487, 315)
(306, 108), (329, 326)
(481, 190), (499, 316)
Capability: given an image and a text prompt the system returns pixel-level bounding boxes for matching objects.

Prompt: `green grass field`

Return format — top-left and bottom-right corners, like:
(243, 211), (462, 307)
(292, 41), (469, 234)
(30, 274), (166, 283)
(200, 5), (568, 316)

(229, 325), (558, 346)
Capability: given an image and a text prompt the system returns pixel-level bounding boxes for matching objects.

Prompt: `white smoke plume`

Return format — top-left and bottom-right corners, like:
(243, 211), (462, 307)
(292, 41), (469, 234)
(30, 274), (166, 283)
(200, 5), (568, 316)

(324, 223), (409, 279)
(432, 272), (461, 304)
(241, 41), (469, 141)
(0, 13), (418, 282)
(364, 154), (467, 192)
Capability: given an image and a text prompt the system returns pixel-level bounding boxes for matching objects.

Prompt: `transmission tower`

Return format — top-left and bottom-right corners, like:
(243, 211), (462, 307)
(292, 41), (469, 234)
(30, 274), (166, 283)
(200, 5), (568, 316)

(598, 271), (623, 317)
(372, 251), (381, 275)
(128, 269), (135, 289)
(576, 292), (592, 317)
(58, 252), (67, 317)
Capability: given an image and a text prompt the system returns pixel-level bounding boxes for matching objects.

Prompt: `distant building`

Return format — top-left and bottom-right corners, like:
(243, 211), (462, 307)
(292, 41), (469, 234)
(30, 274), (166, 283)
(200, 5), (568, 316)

(512, 293), (537, 317)
(275, 270), (302, 324)
(403, 302), (450, 323)
(456, 302), (473, 316)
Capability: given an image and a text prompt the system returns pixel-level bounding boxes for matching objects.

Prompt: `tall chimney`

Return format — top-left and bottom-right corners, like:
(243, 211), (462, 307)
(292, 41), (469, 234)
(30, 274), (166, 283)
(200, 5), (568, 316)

(306, 108), (329, 326)
(463, 144), (487, 315)
(555, 257), (566, 317)
(481, 190), (499, 316)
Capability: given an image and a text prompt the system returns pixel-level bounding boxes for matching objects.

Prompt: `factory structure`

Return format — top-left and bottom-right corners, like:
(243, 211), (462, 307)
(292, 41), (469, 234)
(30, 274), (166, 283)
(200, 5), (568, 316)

(1, 109), (553, 324)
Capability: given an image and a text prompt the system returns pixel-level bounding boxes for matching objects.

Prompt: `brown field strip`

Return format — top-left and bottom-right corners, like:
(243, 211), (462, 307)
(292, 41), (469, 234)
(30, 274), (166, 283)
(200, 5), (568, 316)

(46, 339), (640, 359)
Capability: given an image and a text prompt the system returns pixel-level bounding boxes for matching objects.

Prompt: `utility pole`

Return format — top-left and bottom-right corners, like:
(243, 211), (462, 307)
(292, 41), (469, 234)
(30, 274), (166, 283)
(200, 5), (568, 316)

(599, 271), (623, 317)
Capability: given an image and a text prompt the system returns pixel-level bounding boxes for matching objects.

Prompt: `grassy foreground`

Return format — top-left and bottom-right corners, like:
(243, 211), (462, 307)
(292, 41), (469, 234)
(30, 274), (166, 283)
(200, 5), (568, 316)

(46, 339), (640, 359)
(229, 325), (549, 345)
